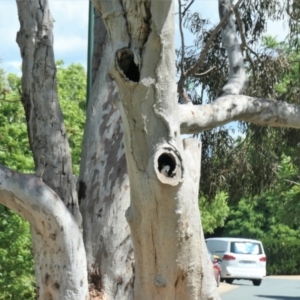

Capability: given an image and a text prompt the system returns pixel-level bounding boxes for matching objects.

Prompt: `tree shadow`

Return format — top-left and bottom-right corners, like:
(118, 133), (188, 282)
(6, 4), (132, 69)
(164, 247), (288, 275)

(232, 282), (250, 286)
(255, 295), (300, 299)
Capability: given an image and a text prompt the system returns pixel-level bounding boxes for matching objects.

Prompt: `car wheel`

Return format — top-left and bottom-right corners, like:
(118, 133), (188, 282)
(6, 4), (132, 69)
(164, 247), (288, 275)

(216, 274), (221, 287)
(225, 279), (234, 284)
(252, 279), (262, 286)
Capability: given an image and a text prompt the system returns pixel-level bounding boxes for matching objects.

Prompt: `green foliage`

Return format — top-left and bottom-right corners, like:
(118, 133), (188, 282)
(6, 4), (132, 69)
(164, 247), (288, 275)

(56, 60), (86, 174)
(199, 191), (229, 234)
(262, 35), (285, 50)
(266, 155), (300, 228)
(0, 71), (34, 173)
(0, 206), (35, 300)
(262, 238), (300, 275)
(223, 194), (300, 240)
(0, 61), (86, 175)
(0, 70), (34, 298)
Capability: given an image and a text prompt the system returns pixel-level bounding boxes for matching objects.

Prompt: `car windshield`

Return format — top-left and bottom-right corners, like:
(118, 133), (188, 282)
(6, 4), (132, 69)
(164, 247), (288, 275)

(230, 242), (262, 255)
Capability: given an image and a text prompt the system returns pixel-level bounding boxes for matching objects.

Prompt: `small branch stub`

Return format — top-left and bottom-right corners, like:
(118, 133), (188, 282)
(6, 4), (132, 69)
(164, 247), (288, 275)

(154, 145), (183, 186)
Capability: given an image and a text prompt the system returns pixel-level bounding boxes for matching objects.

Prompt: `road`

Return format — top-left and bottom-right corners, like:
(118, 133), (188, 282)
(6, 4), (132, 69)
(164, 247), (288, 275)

(218, 276), (300, 300)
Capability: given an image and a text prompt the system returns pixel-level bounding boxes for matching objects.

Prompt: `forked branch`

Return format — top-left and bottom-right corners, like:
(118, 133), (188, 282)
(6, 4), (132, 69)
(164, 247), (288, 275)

(177, 0), (244, 102)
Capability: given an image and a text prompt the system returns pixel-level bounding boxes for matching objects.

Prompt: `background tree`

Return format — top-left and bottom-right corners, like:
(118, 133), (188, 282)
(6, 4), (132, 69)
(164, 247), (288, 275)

(199, 191), (229, 234)
(210, 37), (300, 238)
(178, 1), (298, 204)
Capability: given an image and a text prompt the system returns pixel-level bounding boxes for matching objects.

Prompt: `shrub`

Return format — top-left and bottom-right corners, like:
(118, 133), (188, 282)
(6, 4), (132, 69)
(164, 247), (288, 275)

(262, 238), (300, 275)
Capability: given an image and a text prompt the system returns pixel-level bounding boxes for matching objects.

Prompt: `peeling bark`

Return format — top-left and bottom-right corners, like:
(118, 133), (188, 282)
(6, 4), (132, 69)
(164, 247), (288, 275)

(16, 0), (80, 222)
(94, 1), (220, 299)
(218, 0), (248, 96)
(79, 11), (134, 300)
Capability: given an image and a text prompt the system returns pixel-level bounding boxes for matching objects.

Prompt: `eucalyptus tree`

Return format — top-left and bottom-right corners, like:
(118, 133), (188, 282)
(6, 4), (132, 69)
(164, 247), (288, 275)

(179, 1), (300, 203)
(1, 1), (300, 300)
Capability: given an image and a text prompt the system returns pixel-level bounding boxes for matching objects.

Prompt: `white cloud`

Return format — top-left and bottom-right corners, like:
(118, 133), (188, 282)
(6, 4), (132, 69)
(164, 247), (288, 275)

(0, 0), (291, 76)
(0, 0), (89, 73)
(54, 35), (87, 55)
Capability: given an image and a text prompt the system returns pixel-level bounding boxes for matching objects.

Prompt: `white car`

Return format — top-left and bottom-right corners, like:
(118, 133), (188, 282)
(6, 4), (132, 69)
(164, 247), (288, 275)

(206, 237), (266, 286)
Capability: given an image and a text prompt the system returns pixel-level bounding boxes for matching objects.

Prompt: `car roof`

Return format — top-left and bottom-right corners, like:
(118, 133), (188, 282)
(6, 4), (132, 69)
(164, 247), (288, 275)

(206, 237), (262, 243)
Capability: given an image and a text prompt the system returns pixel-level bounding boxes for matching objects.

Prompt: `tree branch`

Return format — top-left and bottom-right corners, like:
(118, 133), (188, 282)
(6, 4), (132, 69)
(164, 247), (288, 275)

(283, 179), (300, 186)
(178, 0), (185, 77)
(182, 0), (195, 17)
(218, 0), (248, 96)
(179, 95), (300, 134)
(193, 66), (216, 77)
(233, 5), (260, 74)
(177, 0), (192, 104)
(0, 165), (88, 299)
(16, 0), (82, 224)
(177, 0), (243, 102)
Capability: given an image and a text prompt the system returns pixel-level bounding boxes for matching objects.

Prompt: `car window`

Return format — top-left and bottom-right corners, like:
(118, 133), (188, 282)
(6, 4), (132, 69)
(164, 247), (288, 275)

(230, 242), (262, 255)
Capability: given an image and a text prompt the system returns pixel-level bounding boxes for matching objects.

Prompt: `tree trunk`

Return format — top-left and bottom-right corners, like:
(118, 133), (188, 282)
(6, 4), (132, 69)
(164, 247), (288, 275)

(0, 166), (88, 300)
(15, 1), (88, 299)
(16, 0), (80, 221)
(93, 1), (220, 299)
(79, 10), (134, 300)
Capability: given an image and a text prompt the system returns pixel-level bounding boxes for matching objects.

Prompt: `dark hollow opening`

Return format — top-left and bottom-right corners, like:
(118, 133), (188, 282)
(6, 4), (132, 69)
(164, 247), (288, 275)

(158, 153), (176, 177)
(117, 49), (140, 82)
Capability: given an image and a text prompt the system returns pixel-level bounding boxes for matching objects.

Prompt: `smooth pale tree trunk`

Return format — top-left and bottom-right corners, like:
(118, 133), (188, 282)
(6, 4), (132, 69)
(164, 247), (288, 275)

(79, 11), (134, 300)
(93, 1), (220, 299)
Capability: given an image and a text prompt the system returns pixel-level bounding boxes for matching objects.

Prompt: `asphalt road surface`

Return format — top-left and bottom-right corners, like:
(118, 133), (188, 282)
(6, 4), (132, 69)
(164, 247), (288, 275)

(219, 276), (300, 300)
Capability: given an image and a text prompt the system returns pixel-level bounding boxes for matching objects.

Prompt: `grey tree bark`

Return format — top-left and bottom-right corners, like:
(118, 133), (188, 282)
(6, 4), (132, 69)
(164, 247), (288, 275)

(92, 0), (220, 299)
(1, 0), (300, 300)
(13, 0), (88, 299)
(78, 10), (134, 300)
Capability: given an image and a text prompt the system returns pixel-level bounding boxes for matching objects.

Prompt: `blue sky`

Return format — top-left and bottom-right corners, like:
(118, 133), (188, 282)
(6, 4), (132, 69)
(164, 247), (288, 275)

(0, 0), (89, 74)
(0, 0), (288, 75)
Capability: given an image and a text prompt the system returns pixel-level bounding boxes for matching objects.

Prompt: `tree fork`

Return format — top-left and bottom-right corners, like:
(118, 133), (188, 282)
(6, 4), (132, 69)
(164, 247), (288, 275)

(94, 0), (220, 298)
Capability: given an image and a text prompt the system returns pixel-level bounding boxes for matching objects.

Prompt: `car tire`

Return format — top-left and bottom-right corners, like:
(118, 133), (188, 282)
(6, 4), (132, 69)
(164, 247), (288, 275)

(225, 279), (234, 284)
(216, 274), (221, 287)
(252, 279), (262, 286)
